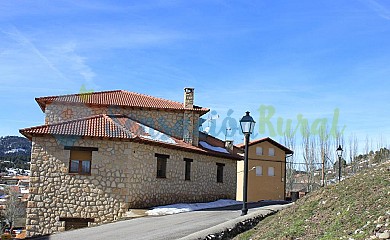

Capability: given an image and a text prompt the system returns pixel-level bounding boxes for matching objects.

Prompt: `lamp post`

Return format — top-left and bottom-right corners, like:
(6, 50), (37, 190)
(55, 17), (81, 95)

(336, 145), (343, 182)
(239, 111), (256, 216)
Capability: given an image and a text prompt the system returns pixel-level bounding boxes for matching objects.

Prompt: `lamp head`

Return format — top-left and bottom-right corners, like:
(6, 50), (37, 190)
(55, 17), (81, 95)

(336, 145), (343, 157)
(240, 111), (256, 134)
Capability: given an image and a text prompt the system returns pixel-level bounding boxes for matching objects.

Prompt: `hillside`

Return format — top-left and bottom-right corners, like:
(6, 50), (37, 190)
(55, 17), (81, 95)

(0, 136), (31, 170)
(0, 136), (31, 156)
(235, 160), (390, 240)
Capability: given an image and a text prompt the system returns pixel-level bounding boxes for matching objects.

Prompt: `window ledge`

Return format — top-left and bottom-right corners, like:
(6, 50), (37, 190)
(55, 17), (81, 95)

(68, 173), (91, 176)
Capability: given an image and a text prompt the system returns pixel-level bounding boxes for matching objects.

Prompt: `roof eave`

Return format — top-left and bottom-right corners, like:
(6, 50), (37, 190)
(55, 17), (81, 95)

(237, 137), (294, 155)
(20, 131), (241, 160)
(35, 98), (47, 113)
(19, 129), (32, 141)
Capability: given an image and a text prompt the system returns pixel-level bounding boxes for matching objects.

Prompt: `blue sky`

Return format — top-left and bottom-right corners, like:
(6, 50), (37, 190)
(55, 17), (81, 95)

(1, 0), (389, 155)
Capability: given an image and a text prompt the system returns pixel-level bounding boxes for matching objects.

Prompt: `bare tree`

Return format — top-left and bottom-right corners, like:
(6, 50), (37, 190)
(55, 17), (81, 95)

(364, 135), (370, 169)
(318, 125), (330, 187)
(283, 128), (296, 194)
(348, 134), (359, 174)
(302, 125), (316, 192)
(2, 186), (25, 231)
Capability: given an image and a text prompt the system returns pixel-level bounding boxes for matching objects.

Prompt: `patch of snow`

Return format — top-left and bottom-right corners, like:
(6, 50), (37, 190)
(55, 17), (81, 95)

(4, 148), (26, 154)
(146, 199), (240, 216)
(139, 125), (176, 144)
(119, 118), (177, 144)
(20, 188), (29, 194)
(199, 141), (229, 154)
(6, 169), (17, 176)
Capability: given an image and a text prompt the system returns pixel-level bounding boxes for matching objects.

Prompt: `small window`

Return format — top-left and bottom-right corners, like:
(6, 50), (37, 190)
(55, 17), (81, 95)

(184, 158), (193, 181)
(256, 166), (263, 176)
(69, 150), (92, 175)
(269, 148), (275, 156)
(268, 167), (275, 176)
(216, 163), (225, 183)
(59, 217), (94, 231)
(156, 154), (169, 178)
(256, 147), (263, 155)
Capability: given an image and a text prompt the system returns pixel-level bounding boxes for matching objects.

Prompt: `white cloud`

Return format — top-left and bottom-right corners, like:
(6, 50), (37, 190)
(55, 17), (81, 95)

(0, 25), (98, 90)
(51, 42), (96, 84)
(363, 0), (390, 20)
(1, 26), (69, 82)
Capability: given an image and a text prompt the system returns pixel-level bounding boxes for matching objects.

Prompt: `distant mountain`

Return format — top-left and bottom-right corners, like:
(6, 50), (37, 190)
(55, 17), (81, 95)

(0, 136), (31, 171)
(0, 136), (31, 157)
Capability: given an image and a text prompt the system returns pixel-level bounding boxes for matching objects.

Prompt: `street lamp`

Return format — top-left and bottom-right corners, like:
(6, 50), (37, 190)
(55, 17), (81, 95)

(336, 145), (343, 182)
(239, 111), (256, 216)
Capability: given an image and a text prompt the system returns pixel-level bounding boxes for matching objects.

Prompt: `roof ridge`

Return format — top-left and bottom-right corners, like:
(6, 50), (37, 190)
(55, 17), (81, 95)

(105, 115), (135, 138)
(35, 89), (209, 114)
(35, 90), (123, 101)
(120, 90), (185, 106)
(108, 114), (183, 145)
(237, 137), (293, 154)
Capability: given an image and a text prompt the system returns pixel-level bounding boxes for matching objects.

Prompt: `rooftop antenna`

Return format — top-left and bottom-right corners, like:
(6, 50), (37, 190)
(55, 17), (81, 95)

(202, 112), (219, 134)
(225, 128), (231, 141)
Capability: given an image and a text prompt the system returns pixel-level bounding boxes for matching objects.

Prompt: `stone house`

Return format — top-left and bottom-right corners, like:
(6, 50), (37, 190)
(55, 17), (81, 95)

(20, 88), (242, 237)
(236, 137), (293, 201)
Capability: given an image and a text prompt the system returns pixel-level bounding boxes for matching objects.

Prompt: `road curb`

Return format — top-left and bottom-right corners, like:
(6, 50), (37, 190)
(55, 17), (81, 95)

(178, 203), (293, 240)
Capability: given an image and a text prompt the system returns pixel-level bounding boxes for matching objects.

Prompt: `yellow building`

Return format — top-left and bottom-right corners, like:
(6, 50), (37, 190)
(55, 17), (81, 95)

(236, 137), (293, 201)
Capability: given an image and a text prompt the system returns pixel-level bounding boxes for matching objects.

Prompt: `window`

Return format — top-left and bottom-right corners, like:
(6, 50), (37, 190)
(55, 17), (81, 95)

(256, 166), (263, 176)
(65, 146), (98, 175)
(184, 158), (193, 181)
(256, 147), (263, 155)
(216, 163), (225, 183)
(59, 217), (94, 231)
(268, 167), (275, 176)
(156, 153), (169, 178)
(268, 148), (275, 156)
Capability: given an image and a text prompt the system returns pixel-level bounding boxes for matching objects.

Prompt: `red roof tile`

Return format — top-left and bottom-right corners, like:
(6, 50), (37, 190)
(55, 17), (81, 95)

(20, 114), (241, 160)
(35, 90), (209, 114)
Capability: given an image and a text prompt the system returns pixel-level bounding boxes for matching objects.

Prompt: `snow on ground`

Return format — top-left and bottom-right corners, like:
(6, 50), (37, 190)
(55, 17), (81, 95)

(146, 199), (241, 216)
(4, 148), (27, 154)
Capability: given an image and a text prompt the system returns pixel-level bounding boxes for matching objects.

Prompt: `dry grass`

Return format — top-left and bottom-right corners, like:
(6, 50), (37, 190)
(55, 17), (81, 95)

(234, 160), (390, 240)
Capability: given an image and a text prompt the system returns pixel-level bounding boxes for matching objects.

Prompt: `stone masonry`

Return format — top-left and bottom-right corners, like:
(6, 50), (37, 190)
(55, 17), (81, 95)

(26, 135), (236, 237)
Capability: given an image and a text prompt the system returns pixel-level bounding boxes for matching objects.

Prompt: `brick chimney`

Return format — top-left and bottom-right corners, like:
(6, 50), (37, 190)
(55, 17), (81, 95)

(184, 88), (194, 109)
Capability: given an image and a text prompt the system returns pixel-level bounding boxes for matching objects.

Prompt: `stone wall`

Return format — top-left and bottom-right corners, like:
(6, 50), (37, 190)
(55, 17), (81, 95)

(26, 135), (236, 237)
(44, 103), (201, 145)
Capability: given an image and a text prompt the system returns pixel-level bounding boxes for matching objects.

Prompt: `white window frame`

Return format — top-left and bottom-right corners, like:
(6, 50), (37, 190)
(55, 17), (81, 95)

(268, 166), (275, 176)
(268, 148), (275, 156)
(256, 147), (263, 155)
(255, 166), (263, 176)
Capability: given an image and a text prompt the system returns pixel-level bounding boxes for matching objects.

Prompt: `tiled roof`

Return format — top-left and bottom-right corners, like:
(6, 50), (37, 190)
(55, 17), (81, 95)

(237, 137), (294, 154)
(20, 114), (241, 160)
(35, 90), (209, 114)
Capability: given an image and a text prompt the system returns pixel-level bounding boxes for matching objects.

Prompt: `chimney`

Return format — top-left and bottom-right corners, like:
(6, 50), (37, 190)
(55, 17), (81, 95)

(183, 88), (197, 145)
(184, 88), (194, 109)
(225, 140), (234, 154)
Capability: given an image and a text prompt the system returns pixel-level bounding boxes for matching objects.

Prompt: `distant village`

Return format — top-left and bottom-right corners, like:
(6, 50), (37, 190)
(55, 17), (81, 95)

(0, 136), (31, 239)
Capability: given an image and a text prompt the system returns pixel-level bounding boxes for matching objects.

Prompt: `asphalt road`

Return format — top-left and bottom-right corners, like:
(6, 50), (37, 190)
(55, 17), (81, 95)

(31, 201), (290, 240)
